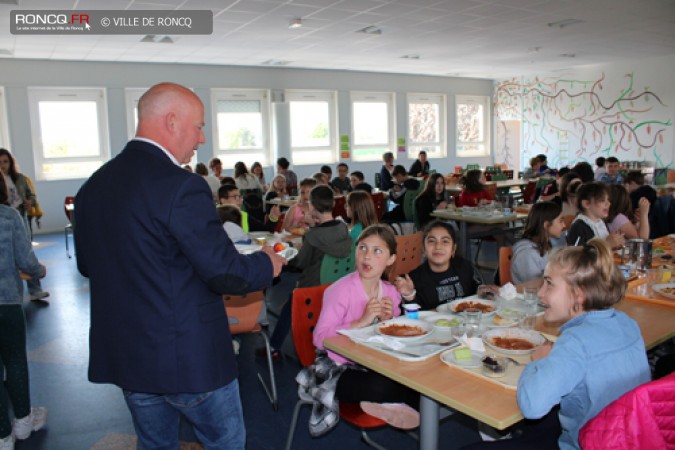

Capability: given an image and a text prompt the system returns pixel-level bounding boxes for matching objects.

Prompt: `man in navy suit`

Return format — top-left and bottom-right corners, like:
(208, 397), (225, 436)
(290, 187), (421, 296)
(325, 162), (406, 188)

(74, 83), (285, 449)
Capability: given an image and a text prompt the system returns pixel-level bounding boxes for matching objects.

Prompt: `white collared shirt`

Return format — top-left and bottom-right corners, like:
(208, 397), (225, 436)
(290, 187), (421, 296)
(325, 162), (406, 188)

(133, 137), (179, 166)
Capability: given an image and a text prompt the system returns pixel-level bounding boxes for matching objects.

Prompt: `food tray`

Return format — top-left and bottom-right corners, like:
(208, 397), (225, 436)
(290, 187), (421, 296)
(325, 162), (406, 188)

(440, 346), (532, 390)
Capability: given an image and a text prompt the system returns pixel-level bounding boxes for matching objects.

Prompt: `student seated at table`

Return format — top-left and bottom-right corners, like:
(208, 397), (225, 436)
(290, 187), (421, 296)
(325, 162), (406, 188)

(394, 220), (484, 310)
(415, 173), (449, 229)
(345, 190), (378, 242)
(217, 205), (250, 244)
(281, 178), (317, 232)
(597, 157), (623, 184)
(623, 171), (657, 210)
(381, 165), (420, 222)
(277, 157), (298, 195)
(606, 184), (650, 240)
(349, 171), (373, 193)
(331, 163), (352, 194)
(593, 157), (606, 181)
(522, 157), (540, 179)
(457, 169), (514, 247)
(463, 239), (651, 450)
(566, 182), (625, 249)
(263, 185), (352, 360)
(379, 151), (395, 190)
(408, 150), (430, 177)
(264, 174), (287, 213)
(234, 161), (262, 191)
(511, 202), (565, 285)
(217, 184), (281, 233)
(300, 224), (419, 436)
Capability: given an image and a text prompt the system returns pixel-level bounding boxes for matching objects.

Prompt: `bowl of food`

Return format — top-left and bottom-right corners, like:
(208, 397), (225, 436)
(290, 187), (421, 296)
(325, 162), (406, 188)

(441, 298), (496, 317)
(481, 355), (508, 378)
(422, 313), (462, 331)
(482, 328), (546, 355)
(376, 317), (433, 341)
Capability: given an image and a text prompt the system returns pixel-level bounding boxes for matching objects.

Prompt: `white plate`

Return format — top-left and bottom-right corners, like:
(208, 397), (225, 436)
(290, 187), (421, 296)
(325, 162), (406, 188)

(652, 284), (675, 300)
(234, 244), (261, 255)
(422, 313), (462, 330)
(482, 328), (546, 355)
(441, 348), (484, 368)
(441, 298), (497, 317)
(248, 231), (271, 238)
(490, 309), (523, 327)
(278, 247), (299, 261)
(375, 317), (433, 341)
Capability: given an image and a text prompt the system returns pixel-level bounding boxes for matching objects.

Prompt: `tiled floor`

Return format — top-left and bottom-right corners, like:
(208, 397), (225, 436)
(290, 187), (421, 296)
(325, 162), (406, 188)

(17, 232), (491, 450)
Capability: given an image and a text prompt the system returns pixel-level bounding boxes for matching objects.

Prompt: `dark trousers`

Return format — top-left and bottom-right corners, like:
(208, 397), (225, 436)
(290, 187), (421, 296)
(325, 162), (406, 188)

(0, 305), (31, 438)
(336, 368), (419, 409)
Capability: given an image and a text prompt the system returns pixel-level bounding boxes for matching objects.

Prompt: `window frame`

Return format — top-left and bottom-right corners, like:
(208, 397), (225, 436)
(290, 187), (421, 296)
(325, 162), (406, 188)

(350, 91), (396, 162)
(0, 87), (10, 149)
(455, 94), (491, 157)
(407, 92), (447, 159)
(27, 87), (111, 181)
(210, 88), (272, 167)
(124, 88), (147, 140)
(286, 89), (338, 165)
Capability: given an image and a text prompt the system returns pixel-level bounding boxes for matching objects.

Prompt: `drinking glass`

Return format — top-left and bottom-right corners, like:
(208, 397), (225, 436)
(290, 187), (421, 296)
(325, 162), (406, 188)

(464, 308), (482, 337)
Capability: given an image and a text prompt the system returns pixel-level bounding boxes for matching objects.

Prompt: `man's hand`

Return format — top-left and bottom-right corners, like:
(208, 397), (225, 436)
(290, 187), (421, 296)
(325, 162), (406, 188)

(261, 246), (287, 277)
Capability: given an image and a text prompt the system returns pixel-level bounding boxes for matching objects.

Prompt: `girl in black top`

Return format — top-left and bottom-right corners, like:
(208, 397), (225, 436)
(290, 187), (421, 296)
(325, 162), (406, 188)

(394, 220), (484, 310)
(415, 173), (449, 229)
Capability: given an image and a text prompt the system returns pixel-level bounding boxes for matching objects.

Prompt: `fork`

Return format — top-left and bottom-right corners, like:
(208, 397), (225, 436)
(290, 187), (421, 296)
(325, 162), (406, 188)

(505, 357), (523, 366)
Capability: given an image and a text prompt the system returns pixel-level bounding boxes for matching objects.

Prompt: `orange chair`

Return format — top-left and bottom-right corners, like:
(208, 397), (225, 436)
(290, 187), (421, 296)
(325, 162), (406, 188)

(333, 195), (347, 220)
(285, 284), (387, 450)
(371, 192), (386, 220)
(224, 291), (278, 410)
(562, 214), (575, 230)
(64, 196), (75, 258)
(498, 247), (513, 285)
(388, 231), (424, 282)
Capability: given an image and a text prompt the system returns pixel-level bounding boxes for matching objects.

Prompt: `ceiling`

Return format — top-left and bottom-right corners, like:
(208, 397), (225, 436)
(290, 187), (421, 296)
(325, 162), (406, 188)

(1, 0), (674, 79)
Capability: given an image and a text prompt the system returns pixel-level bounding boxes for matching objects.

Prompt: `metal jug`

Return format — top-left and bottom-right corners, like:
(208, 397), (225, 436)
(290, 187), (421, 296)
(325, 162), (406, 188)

(622, 239), (653, 272)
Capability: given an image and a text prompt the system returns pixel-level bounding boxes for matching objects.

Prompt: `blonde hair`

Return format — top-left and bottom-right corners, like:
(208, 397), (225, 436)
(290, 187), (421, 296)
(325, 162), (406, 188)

(547, 238), (626, 310)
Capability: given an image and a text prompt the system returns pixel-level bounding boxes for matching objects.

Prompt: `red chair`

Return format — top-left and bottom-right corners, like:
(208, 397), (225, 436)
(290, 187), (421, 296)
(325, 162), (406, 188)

(371, 192), (386, 220)
(274, 213), (286, 233)
(498, 247), (513, 286)
(64, 196), (75, 258)
(333, 195), (347, 220)
(285, 284), (387, 450)
(523, 181), (536, 204)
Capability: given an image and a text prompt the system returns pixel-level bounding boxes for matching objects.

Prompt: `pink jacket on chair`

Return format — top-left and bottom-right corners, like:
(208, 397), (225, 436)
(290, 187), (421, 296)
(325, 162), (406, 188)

(579, 372), (675, 450)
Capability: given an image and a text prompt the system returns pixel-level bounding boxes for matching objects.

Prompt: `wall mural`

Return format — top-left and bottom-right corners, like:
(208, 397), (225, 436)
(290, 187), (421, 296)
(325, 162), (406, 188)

(494, 73), (673, 170)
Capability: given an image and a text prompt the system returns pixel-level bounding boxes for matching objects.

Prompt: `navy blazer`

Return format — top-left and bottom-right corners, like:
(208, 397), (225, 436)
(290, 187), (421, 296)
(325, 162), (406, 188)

(75, 140), (273, 393)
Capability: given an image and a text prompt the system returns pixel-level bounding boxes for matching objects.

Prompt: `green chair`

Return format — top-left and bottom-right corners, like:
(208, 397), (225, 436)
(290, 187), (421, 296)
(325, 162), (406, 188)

(320, 249), (355, 284)
(403, 186), (423, 223)
(485, 166), (496, 173)
(466, 164), (480, 171)
(492, 174), (508, 181)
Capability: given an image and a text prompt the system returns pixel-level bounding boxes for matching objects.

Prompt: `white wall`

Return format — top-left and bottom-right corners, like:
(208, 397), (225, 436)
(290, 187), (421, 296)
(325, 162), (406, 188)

(495, 55), (675, 171)
(0, 59), (494, 233)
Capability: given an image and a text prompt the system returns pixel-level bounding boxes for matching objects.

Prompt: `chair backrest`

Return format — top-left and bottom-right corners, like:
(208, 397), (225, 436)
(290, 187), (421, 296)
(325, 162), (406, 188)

(492, 173), (508, 181)
(371, 192), (386, 220)
(274, 213), (286, 232)
(485, 166), (496, 173)
(562, 214), (576, 230)
(498, 247), (513, 286)
(374, 172), (382, 189)
(454, 166), (463, 174)
(388, 231), (424, 281)
(503, 170), (514, 180)
(523, 181), (537, 204)
(333, 195), (347, 220)
(320, 249), (355, 285)
(223, 291), (264, 335)
(64, 196), (75, 222)
(291, 284), (332, 367)
(486, 183), (497, 200)
(649, 195), (675, 238)
(403, 186), (423, 222)
(466, 164), (480, 171)
(484, 172), (492, 181)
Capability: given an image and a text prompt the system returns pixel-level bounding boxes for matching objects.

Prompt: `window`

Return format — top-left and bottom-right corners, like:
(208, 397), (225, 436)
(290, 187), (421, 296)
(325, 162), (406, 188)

(0, 88), (10, 149)
(287, 90), (338, 165)
(456, 95), (490, 157)
(124, 88), (146, 140)
(28, 88), (110, 181)
(408, 93), (447, 159)
(351, 92), (395, 162)
(211, 89), (271, 168)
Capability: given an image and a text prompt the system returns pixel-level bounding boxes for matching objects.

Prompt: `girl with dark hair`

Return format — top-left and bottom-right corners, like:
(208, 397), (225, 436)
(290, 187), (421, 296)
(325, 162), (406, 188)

(415, 173), (448, 229)
(511, 202), (565, 284)
(566, 182), (625, 248)
(345, 191), (378, 242)
(306, 224), (420, 434)
(464, 239), (650, 450)
(250, 161), (267, 191)
(606, 184), (649, 240)
(559, 172), (582, 218)
(394, 220), (484, 311)
(458, 169), (491, 207)
(233, 161), (262, 191)
(0, 175), (49, 449)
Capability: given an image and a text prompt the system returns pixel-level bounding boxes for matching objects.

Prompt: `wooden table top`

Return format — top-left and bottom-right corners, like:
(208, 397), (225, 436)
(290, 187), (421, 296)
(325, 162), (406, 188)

(325, 295), (675, 431)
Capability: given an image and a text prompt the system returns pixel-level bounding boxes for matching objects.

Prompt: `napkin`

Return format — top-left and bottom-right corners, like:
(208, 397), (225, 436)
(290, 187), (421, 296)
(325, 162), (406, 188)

(458, 334), (485, 353)
(337, 327), (405, 350)
(499, 283), (517, 300)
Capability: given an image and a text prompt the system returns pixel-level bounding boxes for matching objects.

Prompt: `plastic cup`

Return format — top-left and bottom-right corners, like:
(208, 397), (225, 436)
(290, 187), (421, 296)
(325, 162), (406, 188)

(403, 303), (420, 320)
(464, 308), (482, 336)
(617, 265), (631, 279)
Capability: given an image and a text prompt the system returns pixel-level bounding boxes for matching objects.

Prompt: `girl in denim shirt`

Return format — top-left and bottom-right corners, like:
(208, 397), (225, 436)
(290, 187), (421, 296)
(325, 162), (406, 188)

(0, 176), (48, 449)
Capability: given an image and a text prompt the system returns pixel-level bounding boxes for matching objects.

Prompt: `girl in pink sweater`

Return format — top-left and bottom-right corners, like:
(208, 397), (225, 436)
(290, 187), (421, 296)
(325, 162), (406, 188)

(312, 224), (419, 430)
